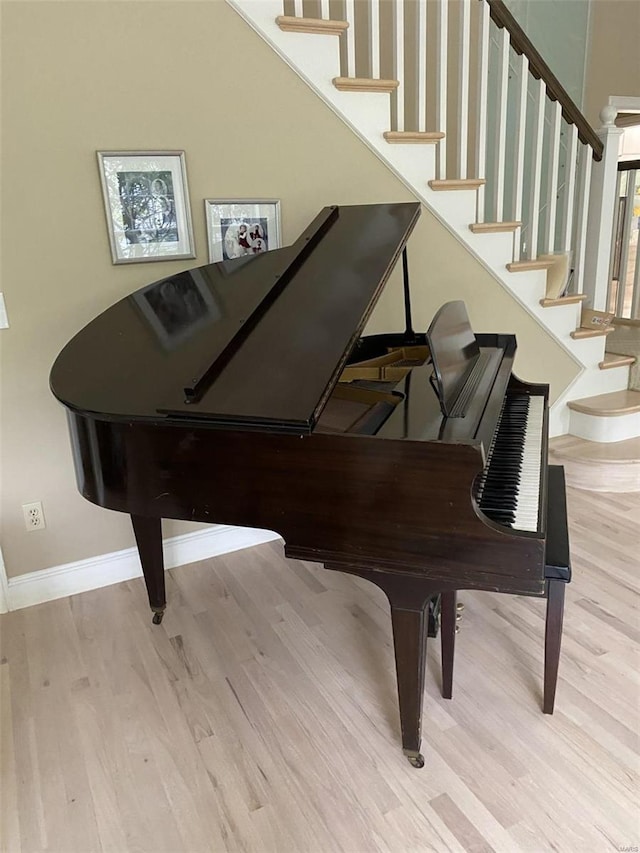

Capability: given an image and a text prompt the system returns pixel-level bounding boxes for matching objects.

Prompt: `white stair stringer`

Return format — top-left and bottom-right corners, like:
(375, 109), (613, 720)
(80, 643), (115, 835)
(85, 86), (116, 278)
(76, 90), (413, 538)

(227, 0), (632, 438)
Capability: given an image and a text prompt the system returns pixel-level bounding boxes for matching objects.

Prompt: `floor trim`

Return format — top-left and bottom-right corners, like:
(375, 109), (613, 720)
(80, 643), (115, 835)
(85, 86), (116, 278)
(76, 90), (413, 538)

(4, 525), (280, 613)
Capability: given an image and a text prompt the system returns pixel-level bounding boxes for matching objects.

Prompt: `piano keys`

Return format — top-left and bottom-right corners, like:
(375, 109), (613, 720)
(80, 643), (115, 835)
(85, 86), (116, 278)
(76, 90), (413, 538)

(50, 202), (560, 767)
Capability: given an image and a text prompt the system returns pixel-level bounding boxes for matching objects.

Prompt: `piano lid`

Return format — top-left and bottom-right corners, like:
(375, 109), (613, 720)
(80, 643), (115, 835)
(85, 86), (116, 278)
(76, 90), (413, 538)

(50, 202), (421, 432)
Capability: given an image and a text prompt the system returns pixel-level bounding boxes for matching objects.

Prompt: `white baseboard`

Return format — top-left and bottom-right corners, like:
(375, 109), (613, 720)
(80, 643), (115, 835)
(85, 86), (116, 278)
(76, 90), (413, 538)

(4, 525), (280, 613)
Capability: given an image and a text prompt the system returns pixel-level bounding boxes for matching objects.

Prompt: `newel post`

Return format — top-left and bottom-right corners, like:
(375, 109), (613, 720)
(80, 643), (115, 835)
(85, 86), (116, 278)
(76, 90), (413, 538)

(582, 105), (623, 310)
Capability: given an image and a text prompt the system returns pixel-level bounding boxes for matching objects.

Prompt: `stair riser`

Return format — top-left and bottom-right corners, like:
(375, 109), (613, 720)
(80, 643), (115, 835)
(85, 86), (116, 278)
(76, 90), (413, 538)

(565, 334), (614, 369)
(551, 368), (631, 438)
(569, 410), (640, 443)
(576, 366), (630, 396)
(532, 302), (583, 339)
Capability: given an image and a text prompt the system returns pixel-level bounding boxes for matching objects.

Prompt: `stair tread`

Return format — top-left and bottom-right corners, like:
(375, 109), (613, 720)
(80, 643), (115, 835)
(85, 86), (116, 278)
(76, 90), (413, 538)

(567, 389), (640, 417)
(570, 327), (615, 339)
(384, 131), (444, 143)
(470, 221), (521, 233)
(540, 295), (588, 307)
(333, 77), (398, 93)
(600, 352), (636, 369)
(550, 434), (640, 464)
(506, 259), (555, 272)
(428, 178), (485, 191)
(276, 15), (349, 34)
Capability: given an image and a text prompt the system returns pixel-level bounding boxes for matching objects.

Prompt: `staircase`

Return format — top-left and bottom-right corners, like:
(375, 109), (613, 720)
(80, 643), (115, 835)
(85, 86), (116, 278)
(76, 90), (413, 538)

(227, 0), (639, 446)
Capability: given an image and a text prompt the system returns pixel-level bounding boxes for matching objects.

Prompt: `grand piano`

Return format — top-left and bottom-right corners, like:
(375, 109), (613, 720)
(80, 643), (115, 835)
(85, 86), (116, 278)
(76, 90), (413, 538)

(50, 202), (569, 767)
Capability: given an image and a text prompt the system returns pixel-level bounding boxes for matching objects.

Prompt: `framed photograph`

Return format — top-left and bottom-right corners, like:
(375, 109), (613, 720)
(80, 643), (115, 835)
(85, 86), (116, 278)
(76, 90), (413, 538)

(97, 151), (195, 264)
(131, 269), (221, 350)
(205, 199), (281, 264)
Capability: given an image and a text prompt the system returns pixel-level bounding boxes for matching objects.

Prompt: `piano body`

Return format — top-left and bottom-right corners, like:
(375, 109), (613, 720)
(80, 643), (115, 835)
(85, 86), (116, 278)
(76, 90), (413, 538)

(51, 203), (557, 767)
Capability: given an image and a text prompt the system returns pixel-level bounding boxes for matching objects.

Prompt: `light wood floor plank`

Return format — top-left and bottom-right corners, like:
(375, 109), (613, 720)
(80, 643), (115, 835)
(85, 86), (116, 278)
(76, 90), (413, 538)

(0, 660), (21, 853)
(1, 486), (639, 852)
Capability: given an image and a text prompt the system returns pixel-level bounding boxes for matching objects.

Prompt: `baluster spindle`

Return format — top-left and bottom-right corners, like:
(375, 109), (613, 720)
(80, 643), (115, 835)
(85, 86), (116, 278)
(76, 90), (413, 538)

(345, 0), (355, 79)
(543, 101), (562, 254)
(511, 53), (529, 260)
(607, 170), (623, 312)
(320, 0), (329, 19)
(293, 0), (303, 18)
(616, 169), (636, 316)
(436, 0), (448, 178)
(493, 27), (509, 221)
(457, 0), (471, 179)
(559, 124), (578, 253)
(527, 79), (546, 259)
(369, 0), (380, 79)
(572, 144), (593, 294)
(416, 0), (427, 132)
(392, 0), (405, 132)
(475, 1), (490, 222)
(632, 211), (640, 318)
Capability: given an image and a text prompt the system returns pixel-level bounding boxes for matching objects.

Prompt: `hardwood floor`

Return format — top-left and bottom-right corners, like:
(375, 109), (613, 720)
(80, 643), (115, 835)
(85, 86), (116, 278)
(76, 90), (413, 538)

(1, 487), (638, 852)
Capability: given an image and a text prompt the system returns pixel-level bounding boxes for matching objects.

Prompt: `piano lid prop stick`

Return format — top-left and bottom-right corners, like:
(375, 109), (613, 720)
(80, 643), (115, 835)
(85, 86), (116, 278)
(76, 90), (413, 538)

(402, 248), (418, 344)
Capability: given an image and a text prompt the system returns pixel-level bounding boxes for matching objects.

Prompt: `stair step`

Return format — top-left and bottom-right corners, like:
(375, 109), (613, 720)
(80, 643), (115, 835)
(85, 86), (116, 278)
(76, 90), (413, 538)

(549, 435), (640, 493)
(469, 221), (521, 234)
(599, 352), (636, 370)
(570, 327), (615, 340)
(276, 16), (349, 35)
(428, 178), (485, 191)
(506, 259), (555, 272)
(567, 389), (640, 417)
(539, 294), (588, 308)
(384, 131), (444, 144)
(333, 77), (398, 93)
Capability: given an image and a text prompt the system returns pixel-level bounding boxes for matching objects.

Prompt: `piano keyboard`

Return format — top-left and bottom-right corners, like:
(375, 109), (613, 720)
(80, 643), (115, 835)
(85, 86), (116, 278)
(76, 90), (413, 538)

(475, 393), (545, 532)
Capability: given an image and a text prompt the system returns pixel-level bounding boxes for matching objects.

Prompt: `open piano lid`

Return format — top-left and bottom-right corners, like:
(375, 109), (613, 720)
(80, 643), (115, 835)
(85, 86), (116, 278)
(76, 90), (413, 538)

(50, 203), (421, 433)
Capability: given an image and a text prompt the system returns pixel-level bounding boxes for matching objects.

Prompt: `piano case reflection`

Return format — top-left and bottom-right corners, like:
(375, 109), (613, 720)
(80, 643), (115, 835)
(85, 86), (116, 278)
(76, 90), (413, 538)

(50, 202), (571, 768)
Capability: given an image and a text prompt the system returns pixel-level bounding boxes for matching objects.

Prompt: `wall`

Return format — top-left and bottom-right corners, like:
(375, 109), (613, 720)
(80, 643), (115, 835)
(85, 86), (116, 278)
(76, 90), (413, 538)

(503, 0), (591, 110)
(0, 0), (578, 579)
(584, 0), (640, 127)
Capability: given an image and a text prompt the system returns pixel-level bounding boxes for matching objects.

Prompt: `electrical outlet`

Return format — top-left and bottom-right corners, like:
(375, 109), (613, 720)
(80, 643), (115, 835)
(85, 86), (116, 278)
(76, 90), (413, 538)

(22, 501), (45, 531)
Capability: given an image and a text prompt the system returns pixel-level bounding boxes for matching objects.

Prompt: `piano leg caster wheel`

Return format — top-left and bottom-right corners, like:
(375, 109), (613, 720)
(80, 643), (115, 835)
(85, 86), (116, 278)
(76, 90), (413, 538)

(406, 753), (425, 769)
(151, 610), (165, 625)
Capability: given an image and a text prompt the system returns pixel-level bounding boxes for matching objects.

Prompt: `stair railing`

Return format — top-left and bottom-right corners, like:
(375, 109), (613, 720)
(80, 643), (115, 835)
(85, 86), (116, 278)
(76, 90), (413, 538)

(282, 0), (616, 302)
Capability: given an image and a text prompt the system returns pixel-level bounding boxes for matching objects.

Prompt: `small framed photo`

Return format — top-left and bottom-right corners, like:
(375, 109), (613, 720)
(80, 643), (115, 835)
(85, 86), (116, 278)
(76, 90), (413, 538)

(97, 150), (195, 264)
(205, 199), (281, 264)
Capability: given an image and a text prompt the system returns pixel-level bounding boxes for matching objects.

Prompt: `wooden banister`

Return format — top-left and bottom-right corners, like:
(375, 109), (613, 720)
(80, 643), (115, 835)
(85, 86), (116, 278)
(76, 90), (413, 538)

(618, 159), (640, 172)
(485, 0), (603, 160)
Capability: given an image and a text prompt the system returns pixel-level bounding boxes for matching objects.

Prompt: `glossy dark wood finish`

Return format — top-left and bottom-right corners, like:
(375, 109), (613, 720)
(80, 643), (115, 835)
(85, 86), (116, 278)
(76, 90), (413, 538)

(485, 0), (602, 160)
(51, 203), (421, 433)
(131, 515), (166, 616)
(331, 567), (463, 763)
(440, 590), (457, 700)
(66, 412), (546, 592)
(51, 202), (561, 764)
(543, 581), (565, 714)
(618, 159), (640, 172)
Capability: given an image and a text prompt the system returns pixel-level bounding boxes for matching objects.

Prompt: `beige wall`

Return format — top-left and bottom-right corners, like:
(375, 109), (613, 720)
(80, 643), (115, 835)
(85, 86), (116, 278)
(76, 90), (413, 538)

(584, 0), (640, 127)
(0, 0), (578, 579)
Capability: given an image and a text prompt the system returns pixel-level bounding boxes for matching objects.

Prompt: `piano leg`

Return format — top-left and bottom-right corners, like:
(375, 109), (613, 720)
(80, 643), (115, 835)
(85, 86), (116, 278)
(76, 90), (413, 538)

(543, 579), (566, 714)
(440, 590), (457, 700)
(325, 566), (447, 767)
(131, 515), (166, 624)
(390, 603), (429, 768)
